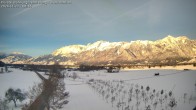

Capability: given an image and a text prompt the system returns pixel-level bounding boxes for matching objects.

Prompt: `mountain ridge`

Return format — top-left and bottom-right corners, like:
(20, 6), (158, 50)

(1, 35), (196, 65)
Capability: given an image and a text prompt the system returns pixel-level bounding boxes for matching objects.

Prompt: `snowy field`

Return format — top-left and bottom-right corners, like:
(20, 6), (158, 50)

(63, 69), (196, 110)
(0, 68), (41, 109)
(0, 68), (196, 110)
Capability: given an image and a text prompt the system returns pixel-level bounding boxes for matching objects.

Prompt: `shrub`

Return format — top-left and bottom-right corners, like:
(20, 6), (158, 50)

(168, 98), (177, 110)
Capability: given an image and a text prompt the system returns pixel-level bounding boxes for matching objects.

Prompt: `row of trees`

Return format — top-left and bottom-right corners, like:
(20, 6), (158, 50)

(88, 79), (196, 110)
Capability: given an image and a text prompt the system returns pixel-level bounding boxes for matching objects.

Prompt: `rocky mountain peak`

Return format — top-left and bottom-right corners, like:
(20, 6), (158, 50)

(52, 45), (86, 56)
(86, 40), (110, 51)
(161, 35), (189, 43)
(161, 35), (176, 42)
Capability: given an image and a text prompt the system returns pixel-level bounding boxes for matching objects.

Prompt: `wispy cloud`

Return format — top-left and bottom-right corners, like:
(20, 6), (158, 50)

(102, 1), (151, 27)
(13, 8), (31, 17)
(73, 2), (103, 24)
(147, 0), (163, 26)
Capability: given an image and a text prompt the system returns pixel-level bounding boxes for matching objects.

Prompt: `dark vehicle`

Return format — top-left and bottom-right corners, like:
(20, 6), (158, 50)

(154, 73), (159, 76)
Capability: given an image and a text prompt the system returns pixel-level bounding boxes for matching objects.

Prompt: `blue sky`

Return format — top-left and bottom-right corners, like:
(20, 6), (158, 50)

(0, 0), (196, 56)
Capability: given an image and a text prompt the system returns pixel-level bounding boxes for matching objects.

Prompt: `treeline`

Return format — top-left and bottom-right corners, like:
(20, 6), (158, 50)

(4, 62), (196, 72)
(78, 64), (105, 71)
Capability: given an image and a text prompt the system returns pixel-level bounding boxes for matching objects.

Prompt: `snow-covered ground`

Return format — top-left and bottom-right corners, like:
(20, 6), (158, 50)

(62, 79), (112, 110)
(0, 68), (41, 109)
(63, 69), (196, 110)
(0, 68), (196, 110)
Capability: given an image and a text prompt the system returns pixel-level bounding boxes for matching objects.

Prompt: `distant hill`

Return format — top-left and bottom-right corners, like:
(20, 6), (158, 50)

(0, 52), (32, 64)
(0, 52), (7, 59)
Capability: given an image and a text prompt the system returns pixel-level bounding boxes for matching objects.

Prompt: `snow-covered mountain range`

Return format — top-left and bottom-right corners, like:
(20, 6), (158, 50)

(1, 35), (196, 65)
(0, 52), (31, 64)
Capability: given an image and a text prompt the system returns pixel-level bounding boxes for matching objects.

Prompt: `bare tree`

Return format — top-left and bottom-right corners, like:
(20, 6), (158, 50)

(48, 77), (69, 109)
(28, 83), (43, 103)
(5, 88), (26, 107)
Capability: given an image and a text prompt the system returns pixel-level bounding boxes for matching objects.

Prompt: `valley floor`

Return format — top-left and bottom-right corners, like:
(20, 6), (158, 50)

(0, 68), (196, 110)
(62, 69), (196, 110)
